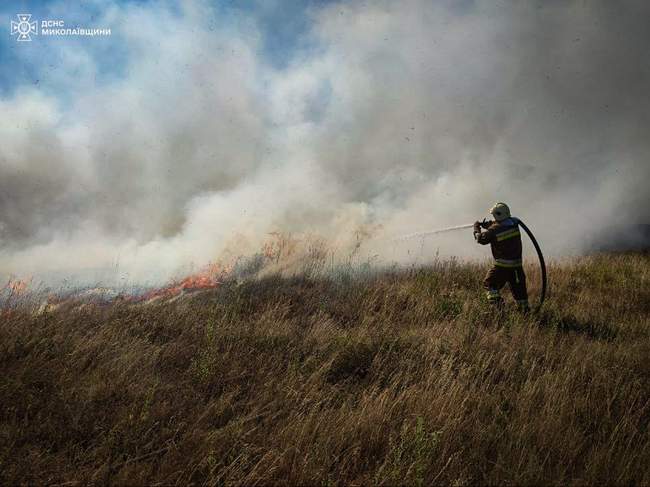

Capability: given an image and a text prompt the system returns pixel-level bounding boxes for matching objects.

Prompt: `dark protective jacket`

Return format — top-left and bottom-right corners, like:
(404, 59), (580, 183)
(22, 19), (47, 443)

(474, 218), (523, 267)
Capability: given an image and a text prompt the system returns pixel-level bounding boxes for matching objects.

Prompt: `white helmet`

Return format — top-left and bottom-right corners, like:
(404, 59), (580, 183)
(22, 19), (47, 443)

(489, 202), (511, 222)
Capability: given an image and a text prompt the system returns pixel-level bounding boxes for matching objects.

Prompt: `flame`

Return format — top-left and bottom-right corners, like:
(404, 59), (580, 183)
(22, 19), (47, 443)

(135, 261), (233, 302)
(6, 278), (29, 295)
(1, 277), (31, 318)
(14, 233), (337, 313)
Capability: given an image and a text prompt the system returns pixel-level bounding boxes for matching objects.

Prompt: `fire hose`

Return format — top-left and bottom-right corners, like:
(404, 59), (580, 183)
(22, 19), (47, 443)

(396, 218), (547, 311)
(513, 218), (547, 311)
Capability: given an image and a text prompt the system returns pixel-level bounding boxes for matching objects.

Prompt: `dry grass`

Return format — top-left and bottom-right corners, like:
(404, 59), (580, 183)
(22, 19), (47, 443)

(1, 253), (649, 485)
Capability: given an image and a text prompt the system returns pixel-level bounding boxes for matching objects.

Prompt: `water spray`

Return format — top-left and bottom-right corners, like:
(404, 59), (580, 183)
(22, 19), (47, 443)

(394, 223), (476, 241)
(396, 218), (547, 311)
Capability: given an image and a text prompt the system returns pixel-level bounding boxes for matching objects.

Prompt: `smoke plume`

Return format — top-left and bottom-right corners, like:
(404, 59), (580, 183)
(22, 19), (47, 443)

(1, 0), (649, 286)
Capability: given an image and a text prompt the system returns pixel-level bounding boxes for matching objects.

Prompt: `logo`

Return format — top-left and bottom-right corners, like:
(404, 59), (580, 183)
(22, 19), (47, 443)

(9, 14), (111, 41)
(10, 14), (37, 42)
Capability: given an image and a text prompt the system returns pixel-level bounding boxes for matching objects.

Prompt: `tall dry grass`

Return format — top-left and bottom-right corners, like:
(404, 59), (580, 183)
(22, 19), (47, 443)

(1, 253), (649, 485)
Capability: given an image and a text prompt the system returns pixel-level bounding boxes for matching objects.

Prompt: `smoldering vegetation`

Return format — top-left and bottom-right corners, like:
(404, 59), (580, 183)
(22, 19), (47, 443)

(1, 252), (648, 485)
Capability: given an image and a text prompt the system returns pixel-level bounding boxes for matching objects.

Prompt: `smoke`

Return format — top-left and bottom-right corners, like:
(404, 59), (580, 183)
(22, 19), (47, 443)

(1, 0), (649, 285)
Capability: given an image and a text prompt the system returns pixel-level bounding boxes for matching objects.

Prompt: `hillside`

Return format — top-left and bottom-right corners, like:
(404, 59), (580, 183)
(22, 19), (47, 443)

(1, 253), (649, 485)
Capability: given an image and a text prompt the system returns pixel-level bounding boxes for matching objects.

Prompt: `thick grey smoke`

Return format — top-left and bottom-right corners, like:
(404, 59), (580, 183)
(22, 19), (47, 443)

(1, 0), (649, 285)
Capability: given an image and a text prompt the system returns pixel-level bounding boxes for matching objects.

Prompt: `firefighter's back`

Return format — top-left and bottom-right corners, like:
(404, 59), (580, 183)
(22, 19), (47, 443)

(487, 218), (523, 268)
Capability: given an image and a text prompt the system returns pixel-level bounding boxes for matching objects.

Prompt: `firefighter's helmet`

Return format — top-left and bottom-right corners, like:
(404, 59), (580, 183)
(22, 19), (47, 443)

(490, 202), (511, 222)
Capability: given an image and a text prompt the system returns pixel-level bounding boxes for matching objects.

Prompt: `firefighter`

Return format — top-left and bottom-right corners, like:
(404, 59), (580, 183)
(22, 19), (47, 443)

(473, 202), (529, 311)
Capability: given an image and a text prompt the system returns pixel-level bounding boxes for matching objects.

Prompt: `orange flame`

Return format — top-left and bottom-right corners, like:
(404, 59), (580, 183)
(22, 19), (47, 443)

(7, 278), (29, 295)
(136, 261), (233, 302)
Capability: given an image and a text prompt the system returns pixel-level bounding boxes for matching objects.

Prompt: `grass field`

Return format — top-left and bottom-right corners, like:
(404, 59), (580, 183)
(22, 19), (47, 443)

(1, 253), (649, 485)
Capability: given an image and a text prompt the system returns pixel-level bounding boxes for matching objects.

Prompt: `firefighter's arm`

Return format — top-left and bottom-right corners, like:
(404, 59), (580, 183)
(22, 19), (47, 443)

(474, 221), (494, 245)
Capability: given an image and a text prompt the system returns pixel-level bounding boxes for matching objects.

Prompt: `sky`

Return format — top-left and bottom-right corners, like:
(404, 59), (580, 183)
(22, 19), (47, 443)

(1, 0), (649, 286)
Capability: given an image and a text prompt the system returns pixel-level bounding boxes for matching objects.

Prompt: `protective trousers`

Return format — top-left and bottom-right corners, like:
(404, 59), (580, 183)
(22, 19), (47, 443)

(483, 265), (529, 310)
